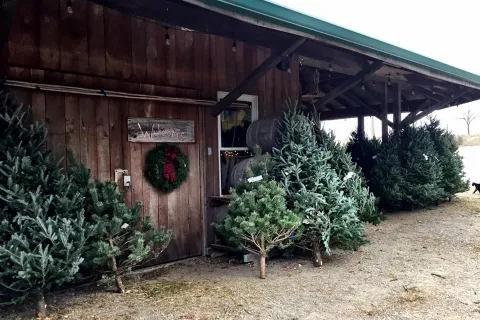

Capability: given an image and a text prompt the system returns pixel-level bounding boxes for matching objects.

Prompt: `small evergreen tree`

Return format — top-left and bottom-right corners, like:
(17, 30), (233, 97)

(425, 117), (469, 197)
(216, 180), (301, 279)
(272, 104), (366, 266)
(68, 157), (172, 293)
(0, 91), (88, 317)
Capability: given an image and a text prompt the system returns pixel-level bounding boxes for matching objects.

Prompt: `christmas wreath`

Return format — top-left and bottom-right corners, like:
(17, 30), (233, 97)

(144, 144), (189, 192)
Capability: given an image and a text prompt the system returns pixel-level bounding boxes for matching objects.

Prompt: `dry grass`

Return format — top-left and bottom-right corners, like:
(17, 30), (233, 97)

(457, 134), (480, 146)
(398, 286), (426, 303)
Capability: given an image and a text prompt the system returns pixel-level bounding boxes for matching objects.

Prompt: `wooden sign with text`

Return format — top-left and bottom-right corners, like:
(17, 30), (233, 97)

(127, 117), (195, 143)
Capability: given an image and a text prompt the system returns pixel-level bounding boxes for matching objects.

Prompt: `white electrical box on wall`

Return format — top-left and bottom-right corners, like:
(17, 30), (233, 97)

(123, 175), (131, 187)
(114, 169), (129, 188)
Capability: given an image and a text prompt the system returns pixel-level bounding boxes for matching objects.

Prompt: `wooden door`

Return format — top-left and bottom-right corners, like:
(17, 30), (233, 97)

(127, 102), (204, 262)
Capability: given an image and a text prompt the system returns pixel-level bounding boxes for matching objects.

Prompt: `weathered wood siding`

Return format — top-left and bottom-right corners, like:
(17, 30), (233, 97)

(6, 0), (300, 260)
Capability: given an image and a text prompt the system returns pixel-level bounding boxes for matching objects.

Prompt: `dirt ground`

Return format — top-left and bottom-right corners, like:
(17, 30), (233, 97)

(4, 193), (480, 320)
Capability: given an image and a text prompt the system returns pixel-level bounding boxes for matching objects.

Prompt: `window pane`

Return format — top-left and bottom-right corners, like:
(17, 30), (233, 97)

(220, 150), (251, 195)
(220, 107), (252, 148)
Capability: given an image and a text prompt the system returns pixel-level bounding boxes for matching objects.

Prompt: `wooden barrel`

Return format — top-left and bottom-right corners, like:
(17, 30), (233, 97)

(213, 204), (229, 243)
(229, 157), (254, 189)
(246, 117), (280, 152)
(213, 204), (229, 225)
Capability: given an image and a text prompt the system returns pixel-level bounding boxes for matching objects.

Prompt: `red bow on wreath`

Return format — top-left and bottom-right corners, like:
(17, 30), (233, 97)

(163, 146), (179, 183)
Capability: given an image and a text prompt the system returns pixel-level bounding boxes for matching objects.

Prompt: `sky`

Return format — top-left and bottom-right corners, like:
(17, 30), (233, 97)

(271, 0), (480, 141)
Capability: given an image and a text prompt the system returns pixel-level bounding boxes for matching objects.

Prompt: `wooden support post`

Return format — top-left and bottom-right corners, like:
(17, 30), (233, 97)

(211, 37), (306, 117)
(393, 83), (402, 132)
(316, 61), (383, 107)
(357, 116), (365, 138)
(0, 0), (19, 76)
(382, 82), (388, 142)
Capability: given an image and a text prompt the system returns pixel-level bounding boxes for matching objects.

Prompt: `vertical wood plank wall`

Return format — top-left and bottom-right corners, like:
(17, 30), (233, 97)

(5, 0), (300, 261)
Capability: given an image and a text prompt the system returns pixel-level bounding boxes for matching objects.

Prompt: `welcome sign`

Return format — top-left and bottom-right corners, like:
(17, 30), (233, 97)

(127, 118), (195, 143)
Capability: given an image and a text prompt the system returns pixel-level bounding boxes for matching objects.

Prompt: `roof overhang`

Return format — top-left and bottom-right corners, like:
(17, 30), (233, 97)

(86, 0), (480, 121)
(186, 0), (480, 90)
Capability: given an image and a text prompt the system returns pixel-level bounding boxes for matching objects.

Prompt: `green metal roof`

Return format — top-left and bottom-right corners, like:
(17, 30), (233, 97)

(202, 0), (480, 88)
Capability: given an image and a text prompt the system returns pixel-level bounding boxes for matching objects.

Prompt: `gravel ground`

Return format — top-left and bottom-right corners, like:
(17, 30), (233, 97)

(4, 193), (480, 320)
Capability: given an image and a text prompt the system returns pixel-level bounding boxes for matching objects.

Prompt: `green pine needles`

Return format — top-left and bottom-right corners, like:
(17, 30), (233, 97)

(272, 103), (373, 266)
(0, 90), (172, 317)
(217, 180), (302, 279)
(0, 91), (88, 317)
(425, 117), (469, 196)
(349, 117), (469, 211)
(68, 156), (172, 293)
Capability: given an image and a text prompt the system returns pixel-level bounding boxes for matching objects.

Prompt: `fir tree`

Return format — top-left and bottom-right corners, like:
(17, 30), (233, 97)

(0, 90), (88, 317)
(272, 104), (366, 266)
(397, 126), (444, 208)
(346, 130), (381, 183)
(313, 123), (381, 225)
(68, 157), (172, 293)
(216, 180), (301, 279)
(425, 117), (469, 197)
(369, 134), (405, 210)
(369, 126), (445, 210)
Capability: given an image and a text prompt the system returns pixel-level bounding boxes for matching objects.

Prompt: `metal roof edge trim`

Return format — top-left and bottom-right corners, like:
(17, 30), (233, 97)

(202, 0), (480, 88)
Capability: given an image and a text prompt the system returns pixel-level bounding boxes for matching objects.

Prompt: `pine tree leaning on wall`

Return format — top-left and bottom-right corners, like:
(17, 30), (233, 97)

(0, 90), (89, 318)
(67, 155), (172, 293)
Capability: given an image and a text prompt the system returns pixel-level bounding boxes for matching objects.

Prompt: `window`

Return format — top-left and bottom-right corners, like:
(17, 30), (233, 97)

(217, 92), (258, 195)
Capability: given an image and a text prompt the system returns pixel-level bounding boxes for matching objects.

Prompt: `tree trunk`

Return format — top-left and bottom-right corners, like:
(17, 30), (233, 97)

(312, 242), (322, 267)
(468, 124), (471, 135)
(109, 238), (125, 293)
(259, 234), (266, 279)
(35, 289), (47, 319)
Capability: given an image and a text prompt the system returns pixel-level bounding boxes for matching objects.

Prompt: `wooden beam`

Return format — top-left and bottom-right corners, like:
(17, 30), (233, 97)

(343, 92), (394, 128)
(314, 99), (427, 120)
(319, 85), (354, 110)
(400, 99), (431, 127)
(411, 89), (470, 123)
(382, 82), (388, 142)
(393, 83), (402, 131)
(0, 0), (19, 73)
(315, 61), (384, 106)
(211, 37), (306, 117)
(413, 86), (443, 102)
(5, 79), (249, 107)
(185, 0), (480, 90)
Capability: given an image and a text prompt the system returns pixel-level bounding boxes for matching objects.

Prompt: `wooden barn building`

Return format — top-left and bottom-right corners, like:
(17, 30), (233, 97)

(2, 0), (480, 262)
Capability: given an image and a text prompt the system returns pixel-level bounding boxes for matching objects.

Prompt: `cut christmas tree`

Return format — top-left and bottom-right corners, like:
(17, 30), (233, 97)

(272, 103), (366, 266)
(0, 90), (89, 317)
(68, 156), (172, 293)
(424, 117), (469, 197)
(216, 180), (301, 278)
(313, 119), (381, 225)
